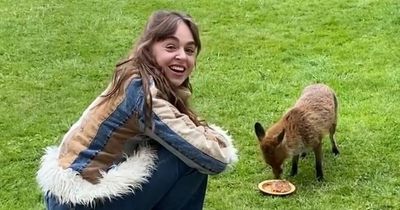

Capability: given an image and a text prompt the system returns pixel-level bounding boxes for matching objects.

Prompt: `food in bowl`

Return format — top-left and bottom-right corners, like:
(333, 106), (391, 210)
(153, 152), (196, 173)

(258, 179), (295, 195)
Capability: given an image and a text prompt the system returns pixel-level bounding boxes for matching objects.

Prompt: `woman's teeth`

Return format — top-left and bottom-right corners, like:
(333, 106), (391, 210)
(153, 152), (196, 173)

(170, 66), (184, 72)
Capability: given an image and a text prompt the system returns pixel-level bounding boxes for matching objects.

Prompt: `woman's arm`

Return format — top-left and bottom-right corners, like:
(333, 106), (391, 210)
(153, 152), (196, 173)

(139, 87), (238, 175)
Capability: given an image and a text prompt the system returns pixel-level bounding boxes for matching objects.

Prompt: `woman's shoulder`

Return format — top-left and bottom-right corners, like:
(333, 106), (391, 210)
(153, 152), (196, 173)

(125, 74), (144, 92)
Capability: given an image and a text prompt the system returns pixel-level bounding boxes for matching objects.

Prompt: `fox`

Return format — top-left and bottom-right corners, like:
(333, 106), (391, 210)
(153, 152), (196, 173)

(254, 84), (340, 181)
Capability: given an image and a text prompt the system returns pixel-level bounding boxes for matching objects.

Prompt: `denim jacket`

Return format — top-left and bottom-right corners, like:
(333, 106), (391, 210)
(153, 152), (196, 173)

(36, 75), (238, 205)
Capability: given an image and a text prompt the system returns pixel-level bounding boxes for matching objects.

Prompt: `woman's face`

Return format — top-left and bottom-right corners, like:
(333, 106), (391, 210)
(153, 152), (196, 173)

(152, 21), (197, 87)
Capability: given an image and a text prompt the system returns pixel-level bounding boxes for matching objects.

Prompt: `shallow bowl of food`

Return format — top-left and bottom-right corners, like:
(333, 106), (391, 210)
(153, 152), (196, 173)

(258, 179), (296, 196)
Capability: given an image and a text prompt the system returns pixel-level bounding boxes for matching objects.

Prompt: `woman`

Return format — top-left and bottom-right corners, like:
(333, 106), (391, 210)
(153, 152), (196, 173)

(37, 10), (238, 210)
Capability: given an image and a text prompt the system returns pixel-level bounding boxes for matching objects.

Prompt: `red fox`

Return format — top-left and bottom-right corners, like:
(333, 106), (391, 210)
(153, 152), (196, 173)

(254, 84), (339, 181)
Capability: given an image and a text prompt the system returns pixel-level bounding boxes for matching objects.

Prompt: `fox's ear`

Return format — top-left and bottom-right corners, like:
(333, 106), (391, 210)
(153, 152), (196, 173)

(276, 129), (285, 143)
(254, 122), (265, 141)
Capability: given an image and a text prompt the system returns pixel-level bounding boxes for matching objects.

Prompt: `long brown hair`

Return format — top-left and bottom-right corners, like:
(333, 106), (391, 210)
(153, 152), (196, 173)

(101, 10), (204, 129)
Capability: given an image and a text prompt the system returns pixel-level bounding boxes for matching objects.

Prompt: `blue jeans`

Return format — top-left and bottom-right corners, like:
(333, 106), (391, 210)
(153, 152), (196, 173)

(45, 145), (208, 210)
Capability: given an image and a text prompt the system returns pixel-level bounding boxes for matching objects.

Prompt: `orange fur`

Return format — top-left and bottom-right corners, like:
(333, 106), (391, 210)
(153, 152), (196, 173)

(254, 84), (339, 181)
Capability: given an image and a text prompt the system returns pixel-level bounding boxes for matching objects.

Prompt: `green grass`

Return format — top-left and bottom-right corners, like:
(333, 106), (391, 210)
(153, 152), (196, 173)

(1, 0), (399, 209)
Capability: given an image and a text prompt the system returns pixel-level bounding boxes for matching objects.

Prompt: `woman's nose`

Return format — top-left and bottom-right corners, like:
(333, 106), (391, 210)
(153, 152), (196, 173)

(174, 48), (187, 60)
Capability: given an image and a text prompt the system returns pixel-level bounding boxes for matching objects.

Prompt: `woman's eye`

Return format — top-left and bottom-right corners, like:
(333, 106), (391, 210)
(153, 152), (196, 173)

(185, 48), (195, 55)
(165, 44), (176, 50)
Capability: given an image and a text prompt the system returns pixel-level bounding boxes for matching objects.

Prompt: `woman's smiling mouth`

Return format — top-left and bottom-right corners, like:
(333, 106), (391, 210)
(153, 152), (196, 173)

(169, 65), (185, 73)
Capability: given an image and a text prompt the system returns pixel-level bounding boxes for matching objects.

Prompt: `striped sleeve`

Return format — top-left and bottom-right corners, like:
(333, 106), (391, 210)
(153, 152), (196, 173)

(140, 88), (238, 174)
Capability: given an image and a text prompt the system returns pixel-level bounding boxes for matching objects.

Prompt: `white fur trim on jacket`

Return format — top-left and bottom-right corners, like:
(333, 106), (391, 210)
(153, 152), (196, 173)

(209, 124), (239, 168)
(36, 145), (156, 206)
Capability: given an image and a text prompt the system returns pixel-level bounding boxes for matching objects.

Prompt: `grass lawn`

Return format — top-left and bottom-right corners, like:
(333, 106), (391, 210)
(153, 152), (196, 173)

(1, 0), (399, 209)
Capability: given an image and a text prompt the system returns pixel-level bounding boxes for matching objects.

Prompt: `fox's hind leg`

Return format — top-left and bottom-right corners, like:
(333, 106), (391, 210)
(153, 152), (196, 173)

(314, 143), (324, 181)
(329, 123), (340, 155)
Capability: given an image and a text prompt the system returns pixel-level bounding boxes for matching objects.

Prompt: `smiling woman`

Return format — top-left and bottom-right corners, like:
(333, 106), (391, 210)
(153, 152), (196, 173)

(36, 10), (238, 210)
(152, 23), (198, 87)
